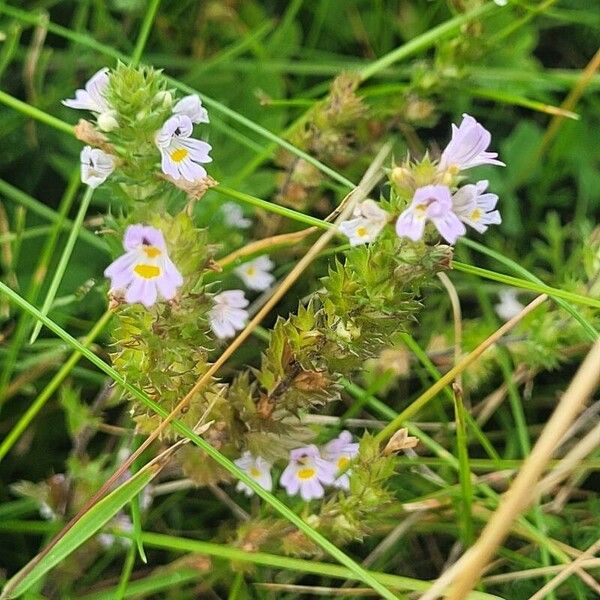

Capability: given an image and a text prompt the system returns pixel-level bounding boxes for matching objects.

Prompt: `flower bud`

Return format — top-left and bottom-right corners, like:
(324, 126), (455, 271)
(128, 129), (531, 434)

(97, 110), (119, 132)
(153, 90), (172, 108)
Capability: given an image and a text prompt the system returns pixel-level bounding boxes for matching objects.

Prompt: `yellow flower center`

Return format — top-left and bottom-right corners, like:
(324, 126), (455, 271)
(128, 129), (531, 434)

(170, 148), (189, 163)
(245, 266), (256, 276)
(470, 208), (482, 222)
(415, 203), (427, 218)
(356, 226), (368, 237)
(249, 467), (261, 477)
(297, 467), (316, 480)
(134, 264), (161, 279)
(337, 456), (350, 470)
(143, 246), (161, 258)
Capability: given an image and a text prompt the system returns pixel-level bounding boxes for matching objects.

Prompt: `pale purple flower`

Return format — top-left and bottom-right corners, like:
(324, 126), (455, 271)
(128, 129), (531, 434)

(234, 256), (275, 291)
(280, 445), (336, 501)
(439, 114), (505, 173)
(155, 115), (212, 182)
(80, 146), (116, 188)
(62, 67), (110, 114)
(222, 202), (252, 228)
(395, 185), (466, 244)
(173, 94), (209, 124)
(452, 180), (501, 234)
(104, 225), (183, 308)
(495, 289), (524, 321)
(338, 199), (389, 246)
(209, 290), (249, 339)
(322, 431), (359, 490)
(234, 452), (273, 496)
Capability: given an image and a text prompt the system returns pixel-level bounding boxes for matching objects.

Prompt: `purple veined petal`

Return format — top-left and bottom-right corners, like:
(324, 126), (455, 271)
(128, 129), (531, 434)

(477, 193), (500, 212)
(180, 138), (213, 163)
(62, 90), (94, 111)
(210, 316), (236, 339)
(248, 270), (275, 291)
(124, 278), (145, 304)
(155, 271), (178, 301)
(432, 212), (466, 244)
(174, 95), (209, 124)
(123, 225), (147, 250)
(279, 464), (296, 487)
(155, 114), (194, 148)
(162, 258), (183, 287)
(216, 290), (249, 308)
(253, 255), (274, 271)
(315, 458), (337, 484)
(104, 251), (136, 279)
(290, 445), (320, 461)
(140, 226), (166, 249)
(138, 280), (158, 308)
(234, 452), (254, 470)
(160, 149), (181, 179)
(395, 209), (426, 241)
(300, 478), (324, 501)
(106, 264), (135, 291)
(235, 480), (253, 496)
(178, 158), (207, 182)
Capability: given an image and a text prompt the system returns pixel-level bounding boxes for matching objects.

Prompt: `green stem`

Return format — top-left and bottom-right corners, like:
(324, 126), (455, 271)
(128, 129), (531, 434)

(0, 90), (74, 136)
(358, 3), (496, 81)
(29, 186), (95, 344)
(130, 0), (162, 67)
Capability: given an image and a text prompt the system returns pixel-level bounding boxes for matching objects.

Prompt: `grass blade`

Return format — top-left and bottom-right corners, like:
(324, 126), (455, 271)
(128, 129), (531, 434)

(29, 186), (94, 344)
(0, 466), (159, 599)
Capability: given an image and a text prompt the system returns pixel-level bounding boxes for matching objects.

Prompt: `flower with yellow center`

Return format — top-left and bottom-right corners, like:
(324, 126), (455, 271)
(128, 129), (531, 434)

(322, 431), (359, 491)
(234, 255), (275, 291)
(233, 452), (272, 497)
(338, 199), (389, 246)
(280, 445), (336, 501)
(451, 180), (501, 235)
(155, 114), (212, 182)
(104, 225), (183, 308)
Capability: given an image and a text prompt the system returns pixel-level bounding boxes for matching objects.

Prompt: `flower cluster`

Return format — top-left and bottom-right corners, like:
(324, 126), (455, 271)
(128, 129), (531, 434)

(234, 431), (359, 501)
(338, 114), (504, 247)
(63, 67), (213, 190)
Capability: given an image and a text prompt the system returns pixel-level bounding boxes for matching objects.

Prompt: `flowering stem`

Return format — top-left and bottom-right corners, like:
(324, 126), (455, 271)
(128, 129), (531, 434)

(29, 186), (95, 344)
(0, 281), (400, 600)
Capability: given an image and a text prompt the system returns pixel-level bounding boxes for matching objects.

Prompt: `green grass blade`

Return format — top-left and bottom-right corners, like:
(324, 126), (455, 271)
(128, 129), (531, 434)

(0, 179), (105, 251)
(358, 3), (496, 81)
(29, 186), (95, 344)
(0, 466), (159, 600)
(458, 238), (599, 341)
(0, 283), (400, 600)
(130, 0), (162, 67)
(213, 185), (333, 230)
(0, 310), (112, 463)
(452, 260), (600, 310)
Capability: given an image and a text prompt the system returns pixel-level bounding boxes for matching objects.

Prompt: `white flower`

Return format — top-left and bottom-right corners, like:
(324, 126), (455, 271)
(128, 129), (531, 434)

(234, 452), (272, 496)
(452, 180), (501, 234)
(494, 0), (508, 5)
(80, 146), (116, 188)
(222, 202), (252, 228)
(155, 114), (212, 182)
(338, 199), (389, 246)
(234, 256), (275, 291)
(173, 95), (209, 124)
(495, 289), (524, 321)
(62, 67), (110, 114)
(209, 290), (249, 339)
(321, 431), (359, 490)
(104, 225), (183, 308)
(280, 445), (336, 501)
